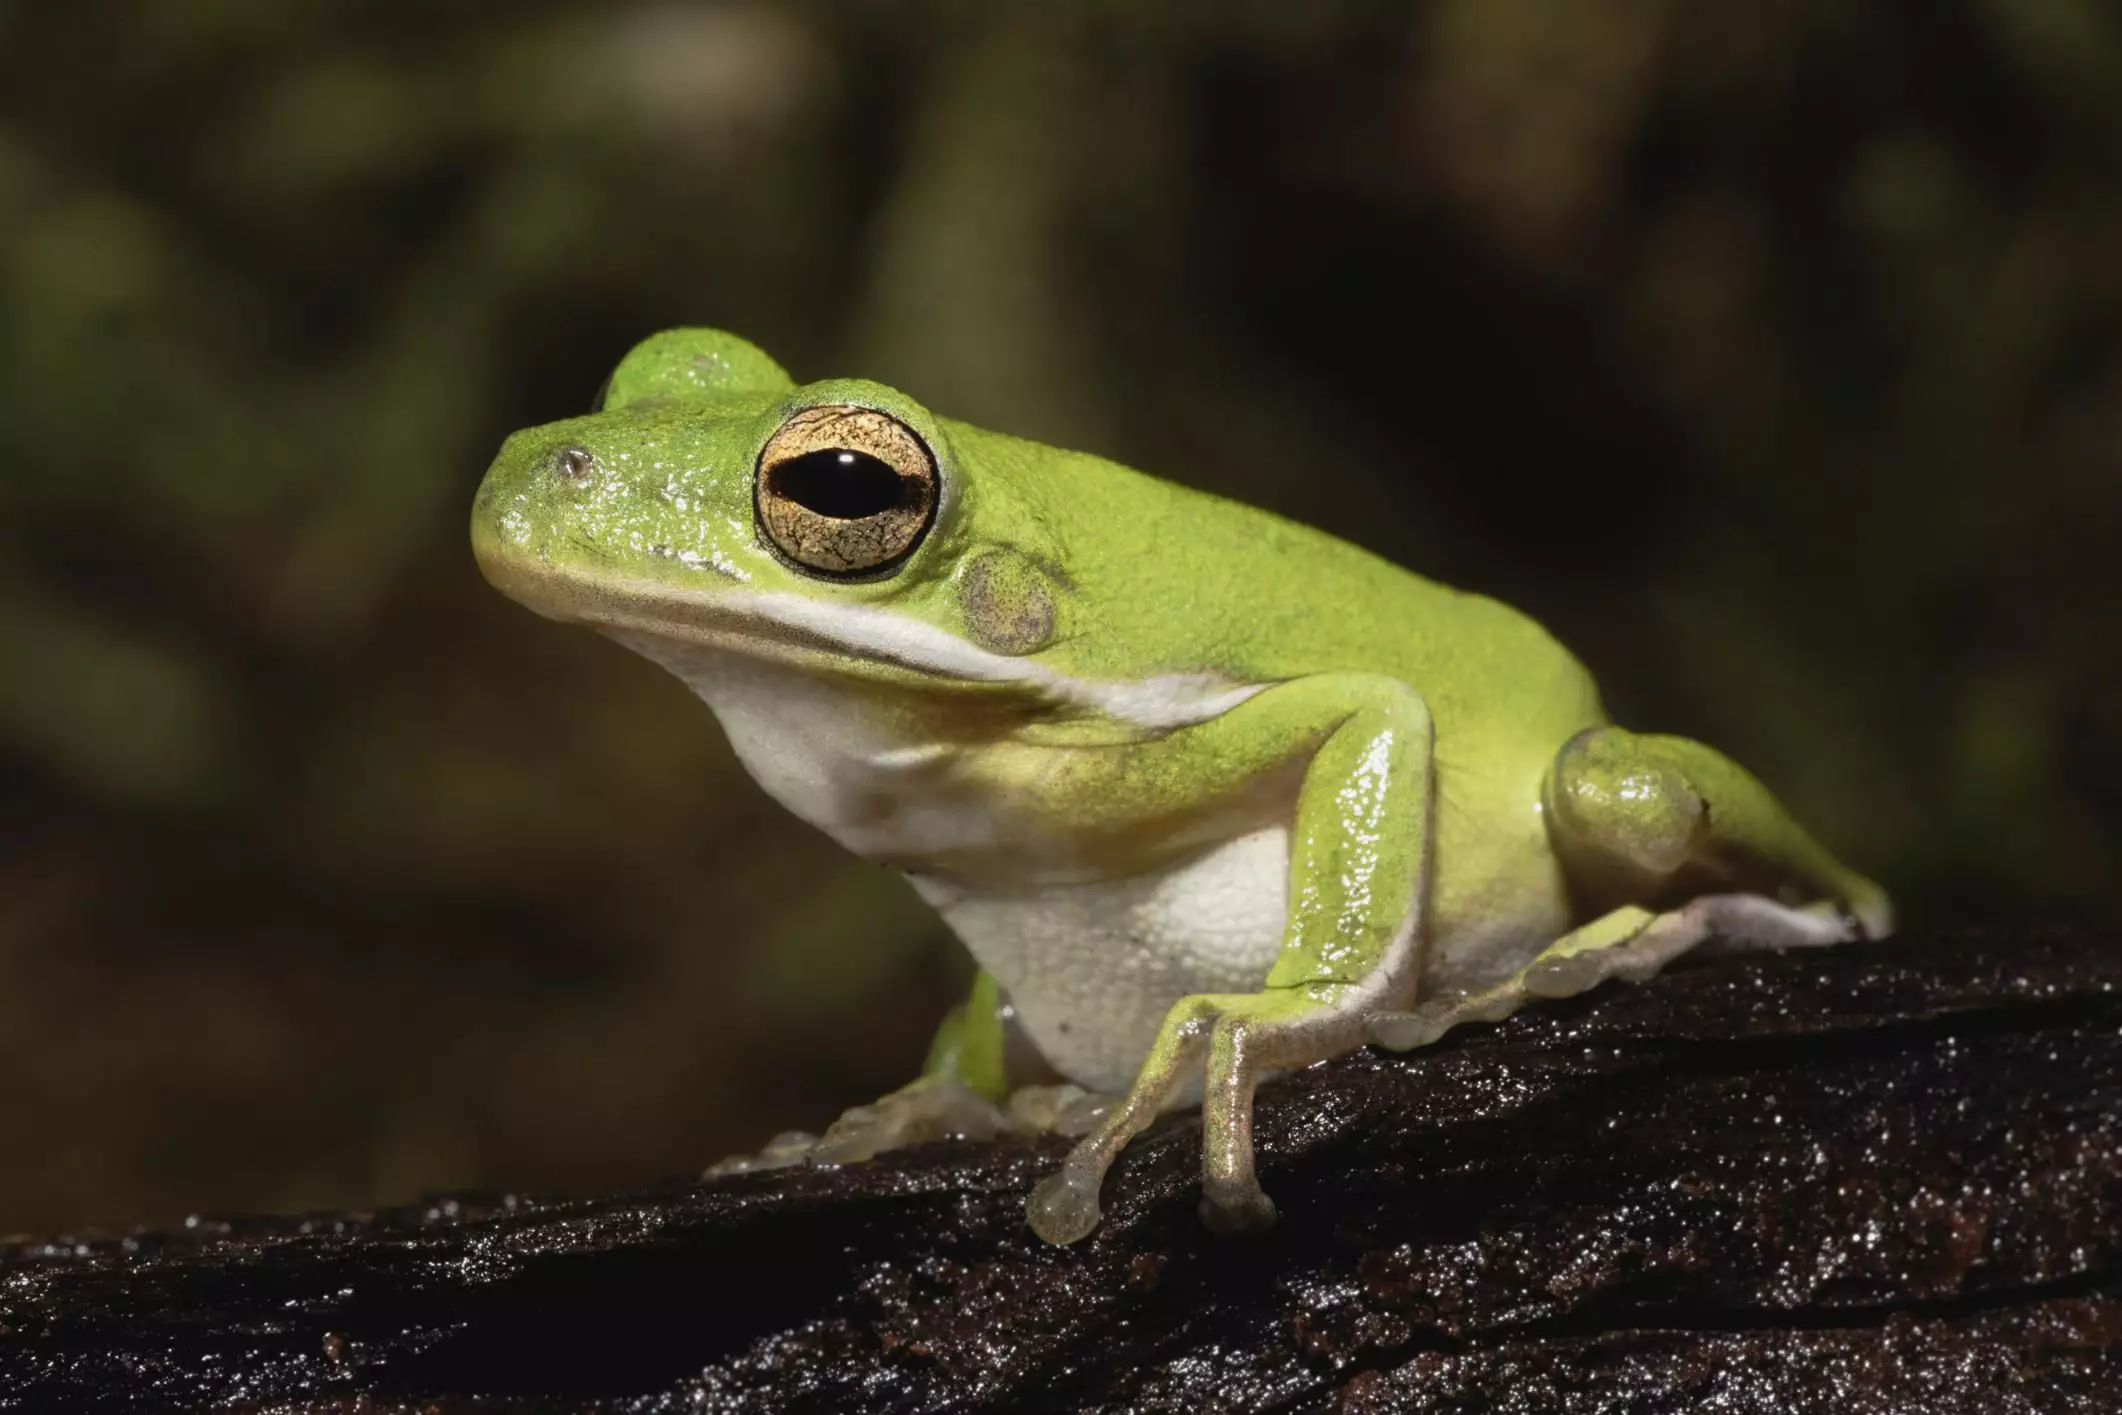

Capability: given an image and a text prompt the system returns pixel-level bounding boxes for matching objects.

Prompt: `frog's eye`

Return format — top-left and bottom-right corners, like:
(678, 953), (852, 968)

(754, 404), (939, 576)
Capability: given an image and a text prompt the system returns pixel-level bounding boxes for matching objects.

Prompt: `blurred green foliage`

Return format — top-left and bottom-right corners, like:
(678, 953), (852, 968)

(0, 0), (2116, 1233)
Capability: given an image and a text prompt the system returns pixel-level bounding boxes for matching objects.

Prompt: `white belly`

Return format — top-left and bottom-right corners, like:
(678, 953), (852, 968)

(912, 826), (1291, 1096)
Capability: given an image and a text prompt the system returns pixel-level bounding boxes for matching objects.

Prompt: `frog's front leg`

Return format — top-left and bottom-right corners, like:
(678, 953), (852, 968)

(1026, 675), (1434, 1244)
(914, 968), (1013, 1105)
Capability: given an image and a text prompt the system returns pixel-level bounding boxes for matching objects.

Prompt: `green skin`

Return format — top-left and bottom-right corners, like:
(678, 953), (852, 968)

(472, 328), (1891, 1245)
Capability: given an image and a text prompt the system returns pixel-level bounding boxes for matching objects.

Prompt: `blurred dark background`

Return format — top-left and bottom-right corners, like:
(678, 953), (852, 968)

(1, 0), (2116, 1236)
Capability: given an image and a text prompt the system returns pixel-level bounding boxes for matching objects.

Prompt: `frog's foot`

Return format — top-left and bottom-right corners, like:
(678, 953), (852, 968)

(1368, 893), (1862, 1052)
(1004, 1082), (1111, 1137)
(808, 1073), (1017, 1163)
(701, 1127), (826, 1177)
(1026, 987), (1359, 1245)
(700, 1075), (1012, 1178)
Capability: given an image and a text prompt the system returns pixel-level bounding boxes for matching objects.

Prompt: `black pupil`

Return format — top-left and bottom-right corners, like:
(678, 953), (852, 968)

(770, 450), (906, 519)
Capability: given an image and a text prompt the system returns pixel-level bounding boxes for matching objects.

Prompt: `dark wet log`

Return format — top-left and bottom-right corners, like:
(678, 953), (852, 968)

(3, 926), (2119, 1412)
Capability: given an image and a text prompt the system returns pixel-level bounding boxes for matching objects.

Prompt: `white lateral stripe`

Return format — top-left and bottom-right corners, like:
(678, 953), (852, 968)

(569, 571), (1265, 731)
(734, 590), (1264, 729)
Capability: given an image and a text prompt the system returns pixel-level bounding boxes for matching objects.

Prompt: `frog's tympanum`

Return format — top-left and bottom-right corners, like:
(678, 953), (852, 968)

(472, 329), (1891, 1244)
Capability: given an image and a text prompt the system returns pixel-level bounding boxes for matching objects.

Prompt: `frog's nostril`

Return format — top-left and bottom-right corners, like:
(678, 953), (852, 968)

(554, 445), (598, 482)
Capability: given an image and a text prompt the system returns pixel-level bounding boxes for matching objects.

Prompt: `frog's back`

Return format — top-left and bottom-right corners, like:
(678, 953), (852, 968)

(1041, 453), (1607, 747)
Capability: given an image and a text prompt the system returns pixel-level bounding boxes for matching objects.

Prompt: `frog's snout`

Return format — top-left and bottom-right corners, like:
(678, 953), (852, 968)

(469, 433), (568, 588)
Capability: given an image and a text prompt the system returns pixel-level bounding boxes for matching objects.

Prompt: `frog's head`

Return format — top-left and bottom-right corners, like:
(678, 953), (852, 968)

(472, 328), (1081, 698)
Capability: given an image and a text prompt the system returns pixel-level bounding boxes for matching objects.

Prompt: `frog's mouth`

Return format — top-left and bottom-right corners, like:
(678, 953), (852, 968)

(482, 551), (1009, 681)
(478, 554), (1263, 732)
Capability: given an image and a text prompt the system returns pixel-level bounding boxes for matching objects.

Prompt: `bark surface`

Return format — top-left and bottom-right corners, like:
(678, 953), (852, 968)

(3, 926), (2119, 1413)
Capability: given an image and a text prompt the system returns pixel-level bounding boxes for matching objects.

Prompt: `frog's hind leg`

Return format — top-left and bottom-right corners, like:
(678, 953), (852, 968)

(1541, 725), (1893, 938)
(1370, 725), (1891, 1052)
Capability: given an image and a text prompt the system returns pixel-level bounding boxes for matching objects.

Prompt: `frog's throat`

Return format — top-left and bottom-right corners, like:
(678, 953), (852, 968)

(513, 568), (1266, 732)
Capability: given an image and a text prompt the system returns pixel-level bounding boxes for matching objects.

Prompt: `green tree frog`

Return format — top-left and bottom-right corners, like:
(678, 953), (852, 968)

(472, 329), (1891, 1245)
